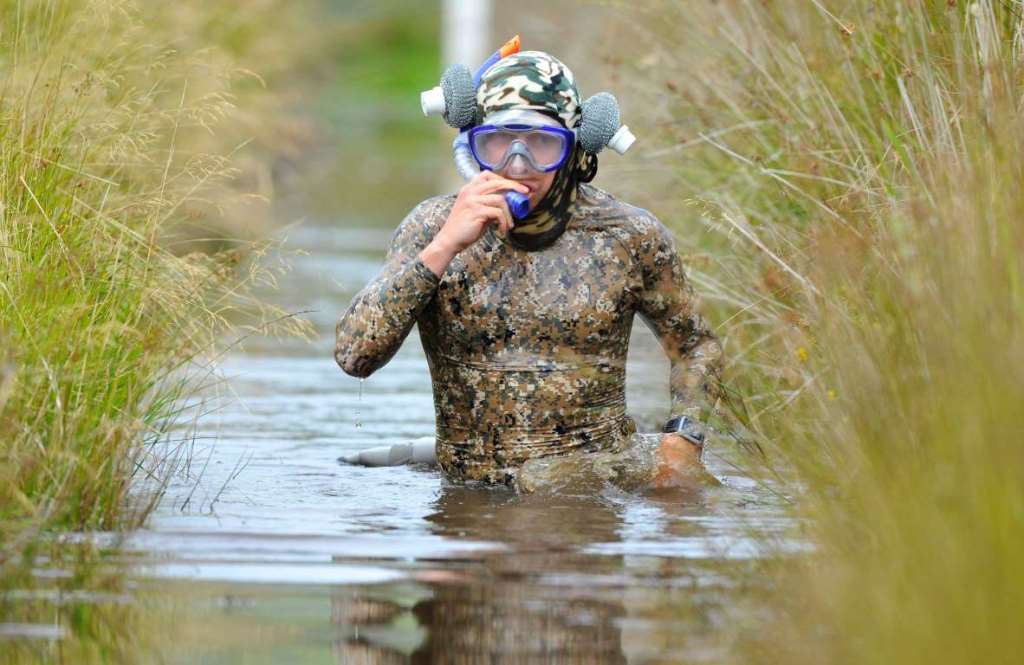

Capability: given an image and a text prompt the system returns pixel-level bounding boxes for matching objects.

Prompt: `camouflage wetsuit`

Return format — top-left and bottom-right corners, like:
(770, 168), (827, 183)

(334, 182), (723, 487)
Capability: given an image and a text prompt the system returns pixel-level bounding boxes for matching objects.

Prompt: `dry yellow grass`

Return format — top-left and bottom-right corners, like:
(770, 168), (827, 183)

(602, 1), (1024, 662)
(0, 0), (317, 557)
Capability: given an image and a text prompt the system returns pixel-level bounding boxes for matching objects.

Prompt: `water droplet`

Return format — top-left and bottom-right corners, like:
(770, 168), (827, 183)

(355, 378), (364, 429)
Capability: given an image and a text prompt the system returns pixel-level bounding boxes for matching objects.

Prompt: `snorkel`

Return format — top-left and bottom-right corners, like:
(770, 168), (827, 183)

(420, 37), (637, 221)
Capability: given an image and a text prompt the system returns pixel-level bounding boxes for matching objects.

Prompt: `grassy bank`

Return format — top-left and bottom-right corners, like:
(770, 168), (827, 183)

(609, 1), (1024, 661)
(0, 0), (318, 558)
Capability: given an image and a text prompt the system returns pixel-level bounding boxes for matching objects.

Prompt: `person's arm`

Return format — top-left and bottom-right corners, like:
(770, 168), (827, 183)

(334, 198), (448, 378)
(633, 213), (724, 439)
(335, 169), (524, 379)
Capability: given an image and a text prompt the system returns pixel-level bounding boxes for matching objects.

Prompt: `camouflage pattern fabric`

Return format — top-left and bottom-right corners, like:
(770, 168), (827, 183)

(514, 432), (661, 494)
(474, 50), (599, 252)
(335, 184), (724, 488)
(476, 50), (582, 130)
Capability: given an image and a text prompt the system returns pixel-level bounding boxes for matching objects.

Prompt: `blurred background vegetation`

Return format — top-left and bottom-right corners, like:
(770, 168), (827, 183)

(294, 1), (445, 223)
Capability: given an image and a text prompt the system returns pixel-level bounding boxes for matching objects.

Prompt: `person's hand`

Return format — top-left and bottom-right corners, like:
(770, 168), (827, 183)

(419, 171), (529, 277)
(439, 171), (529, 251)
(652, 433), (710, 488)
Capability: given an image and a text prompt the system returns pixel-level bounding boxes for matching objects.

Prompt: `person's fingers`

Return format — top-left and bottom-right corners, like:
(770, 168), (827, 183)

(468, 201), (501, 228)
(478, 205), (507, 231)
(497, 178), (531, 196)
(476, 177), (530, 196)
(498, 198), (514, 235)
(458, 173), (487, 199)
(476, 195), (514, 234)
(476, 194), (509, 209)
(462, 170), (528, 204)
(467, 196), (510, 234)
(495, 204), (512, 235)
(460, 189), (516, 237)
(467, 170), (499, 191)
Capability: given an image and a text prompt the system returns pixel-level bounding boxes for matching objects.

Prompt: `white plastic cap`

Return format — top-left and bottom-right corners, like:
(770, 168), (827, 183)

(608, 125), (636, 155)
(420, 86), (446, 117)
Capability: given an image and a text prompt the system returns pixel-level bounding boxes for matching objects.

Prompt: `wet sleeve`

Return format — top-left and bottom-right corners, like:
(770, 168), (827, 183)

(633, 214), (724, 428)
(334, 199), (444, 378)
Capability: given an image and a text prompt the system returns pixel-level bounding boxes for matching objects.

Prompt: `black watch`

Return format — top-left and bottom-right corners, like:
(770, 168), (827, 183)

(662, 415), (706, 445)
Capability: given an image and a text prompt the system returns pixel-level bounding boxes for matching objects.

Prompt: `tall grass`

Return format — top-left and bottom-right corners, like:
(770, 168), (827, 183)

(0, 0), (316, 557)
(611, 1), (1024, 661)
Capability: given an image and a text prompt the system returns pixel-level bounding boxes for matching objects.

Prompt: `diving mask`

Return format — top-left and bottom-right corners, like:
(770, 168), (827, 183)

(468, 109), (575, 175)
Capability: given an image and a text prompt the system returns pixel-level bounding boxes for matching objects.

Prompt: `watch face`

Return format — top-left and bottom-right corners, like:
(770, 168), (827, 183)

(664, 416), (705, 444)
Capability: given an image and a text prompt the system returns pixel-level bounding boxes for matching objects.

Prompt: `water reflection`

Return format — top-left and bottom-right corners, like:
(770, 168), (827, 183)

(324, 481), (750, 663)
(325, 484), (629, 662)
(0, 542), (153, 665)
(0, 458), (778, 664)
(419, 485), (627, 662)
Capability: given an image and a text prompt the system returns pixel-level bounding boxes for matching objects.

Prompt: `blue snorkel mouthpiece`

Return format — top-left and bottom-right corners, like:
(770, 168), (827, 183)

(505, 190), (531, 219)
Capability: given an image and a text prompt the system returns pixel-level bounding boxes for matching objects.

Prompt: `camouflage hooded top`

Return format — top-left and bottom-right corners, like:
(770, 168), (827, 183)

(475, 51), (597, 251)
(334, 184), (724, 486)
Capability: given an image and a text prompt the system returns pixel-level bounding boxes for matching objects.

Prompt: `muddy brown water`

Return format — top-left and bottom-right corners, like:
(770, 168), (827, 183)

(4, 222), (793, 663)
(132, 222), (791, 662)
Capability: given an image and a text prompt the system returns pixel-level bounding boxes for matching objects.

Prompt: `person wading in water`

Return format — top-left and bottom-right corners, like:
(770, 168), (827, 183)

(334, 51), (723, 492)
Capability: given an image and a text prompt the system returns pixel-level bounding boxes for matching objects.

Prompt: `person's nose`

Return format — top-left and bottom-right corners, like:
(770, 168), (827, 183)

(505, 153), (531, 178)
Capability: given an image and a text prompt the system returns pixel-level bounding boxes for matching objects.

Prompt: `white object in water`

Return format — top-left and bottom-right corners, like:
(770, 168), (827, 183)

(339, 436), (437, 467)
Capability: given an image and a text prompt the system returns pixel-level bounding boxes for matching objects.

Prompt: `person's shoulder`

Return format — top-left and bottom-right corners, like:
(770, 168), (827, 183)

(390, 192), (457, 245)
(576, 183), (670, 243)
(404, 192), (458, 227)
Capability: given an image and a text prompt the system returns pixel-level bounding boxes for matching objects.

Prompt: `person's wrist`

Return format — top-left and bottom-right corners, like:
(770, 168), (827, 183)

(418, 237), (459, 278)
(431, 234), (462, 257)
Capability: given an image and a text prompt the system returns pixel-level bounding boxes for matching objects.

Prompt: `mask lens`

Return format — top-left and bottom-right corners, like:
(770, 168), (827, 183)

(523, 130), (566, 168)
(473, 129), (514, 167)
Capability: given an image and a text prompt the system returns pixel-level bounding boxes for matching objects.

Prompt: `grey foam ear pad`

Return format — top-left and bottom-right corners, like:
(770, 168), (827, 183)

(440, 64), (477, 129)
(579, 92), (621, 154)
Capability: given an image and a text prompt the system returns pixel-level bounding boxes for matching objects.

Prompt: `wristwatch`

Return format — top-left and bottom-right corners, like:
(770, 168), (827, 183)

(662, 415), (706, 446)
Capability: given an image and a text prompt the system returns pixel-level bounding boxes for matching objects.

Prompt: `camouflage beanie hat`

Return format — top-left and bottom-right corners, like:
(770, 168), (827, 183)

(476, 51), (598, 252)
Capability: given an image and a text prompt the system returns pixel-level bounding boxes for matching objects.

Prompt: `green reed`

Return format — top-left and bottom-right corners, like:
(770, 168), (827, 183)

(0, 0), (315, 558)
(613, 1), (1024, 662)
